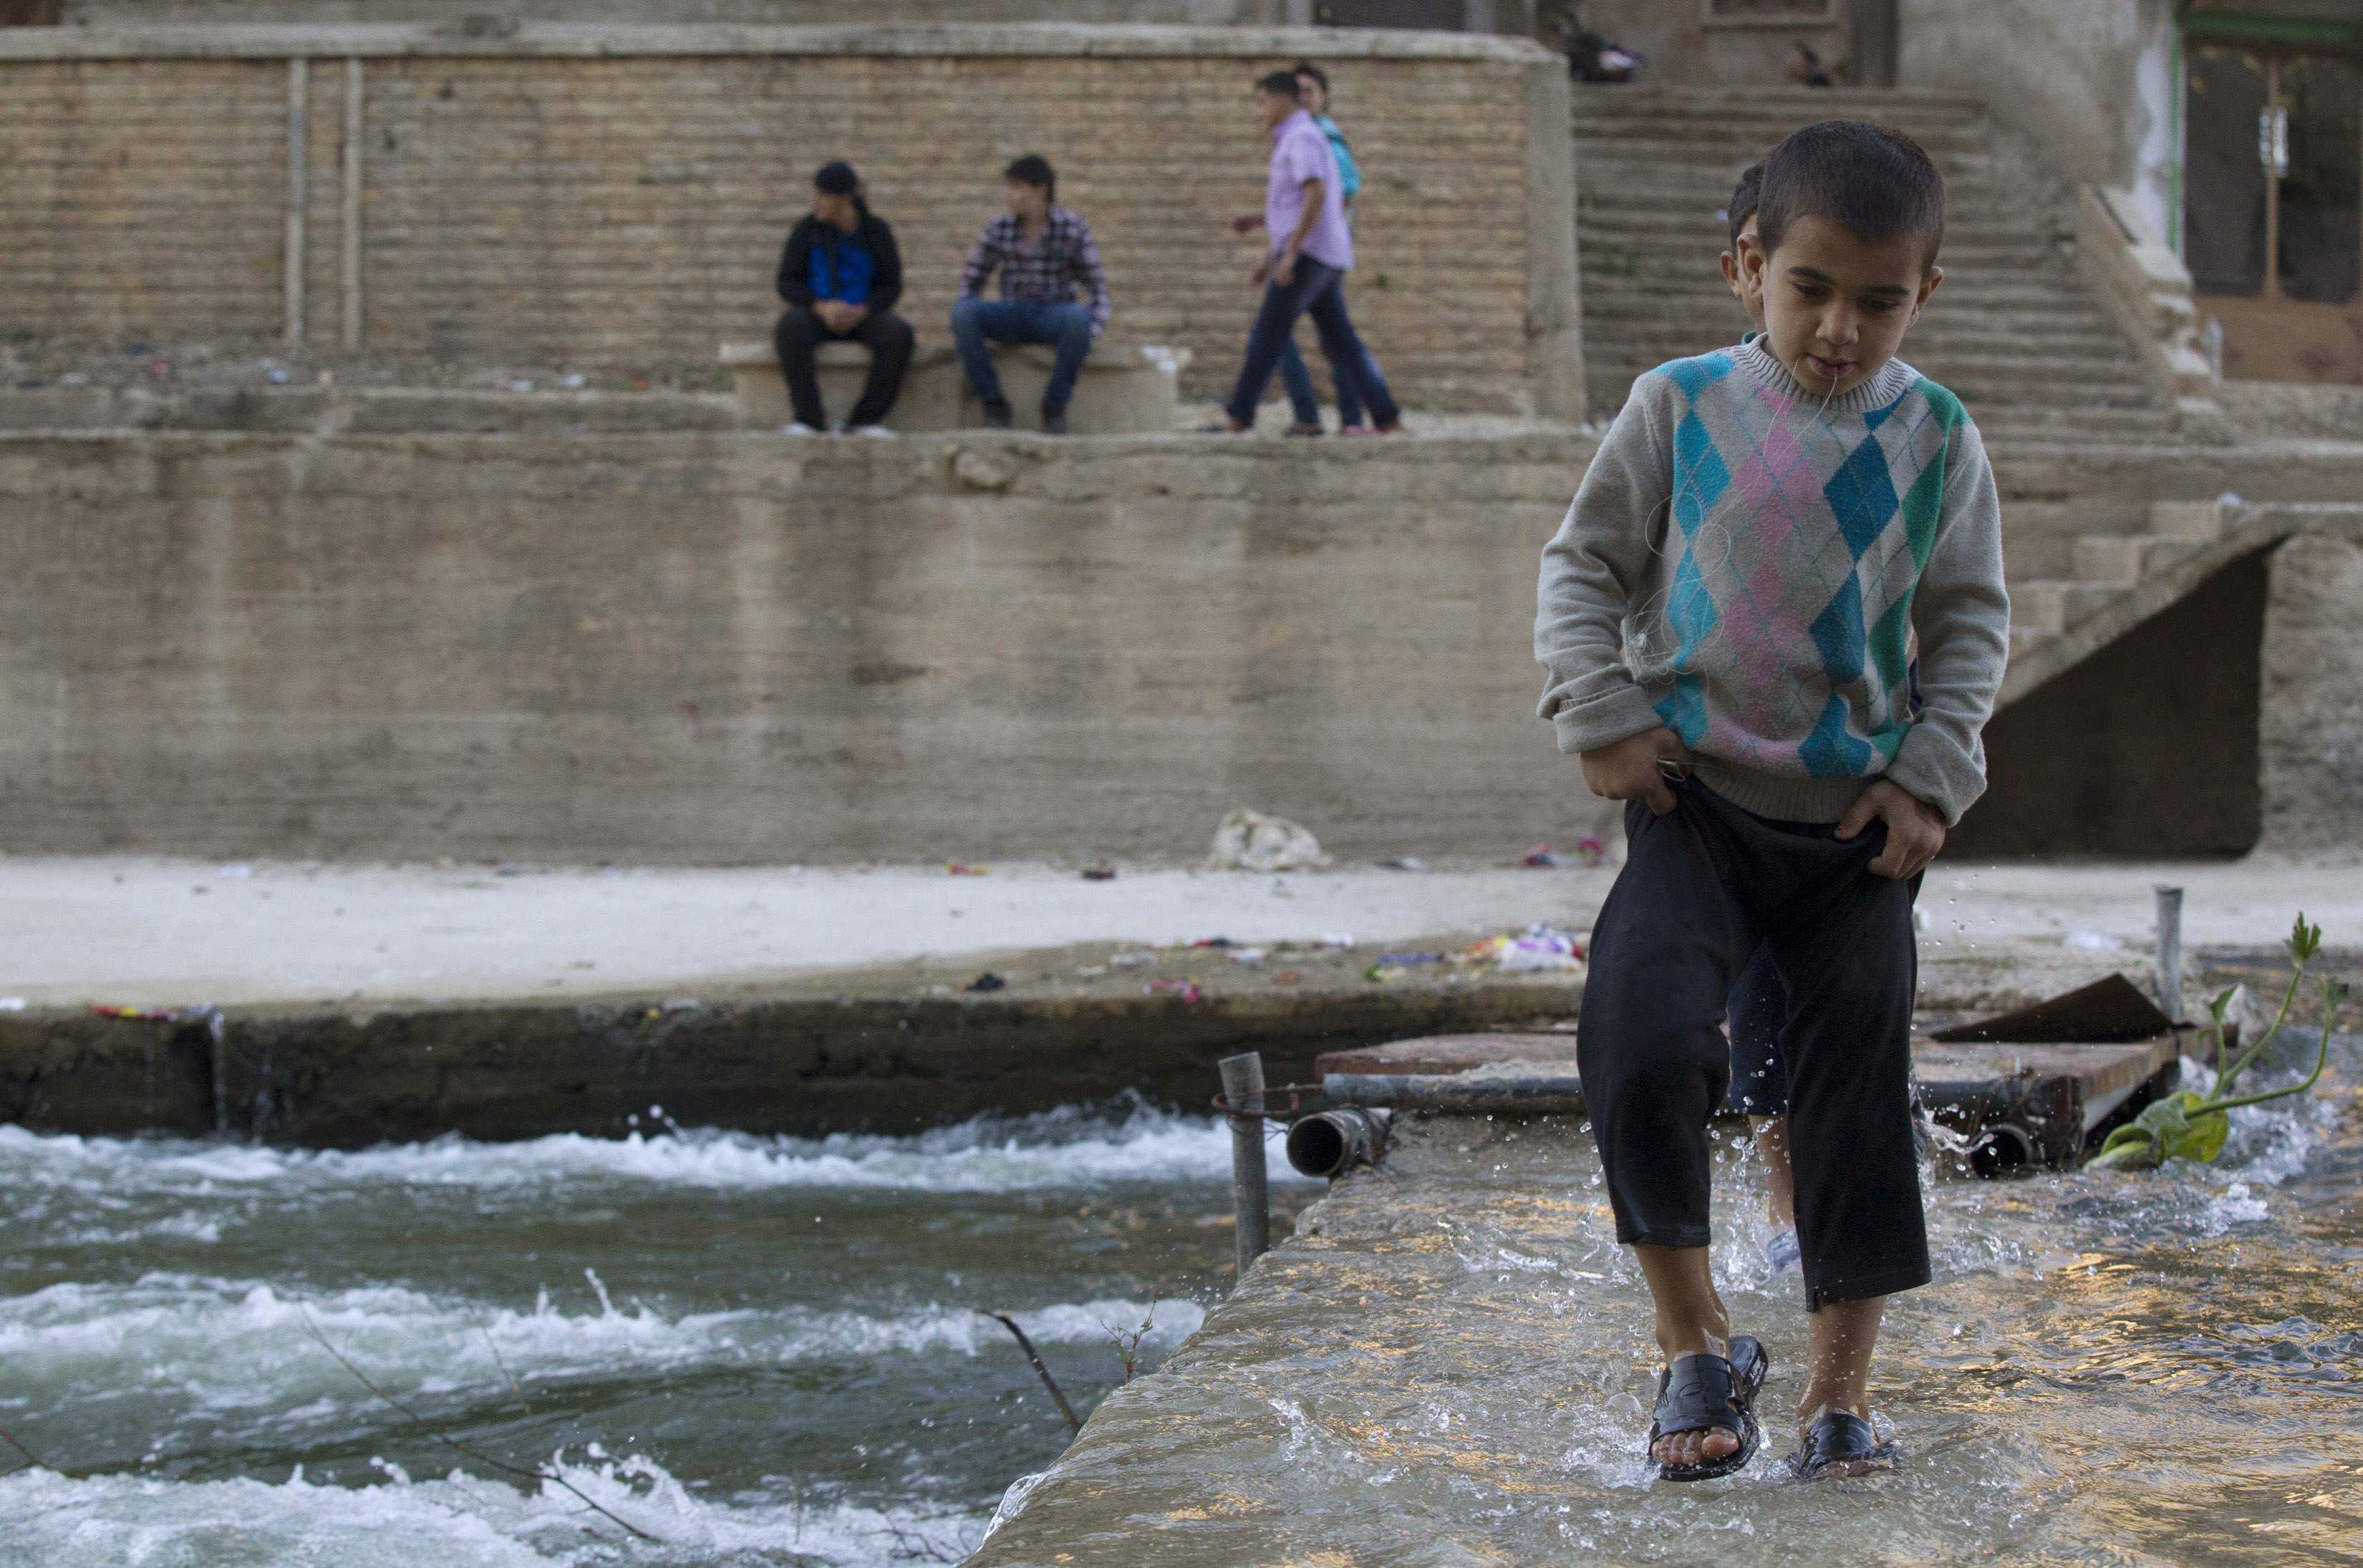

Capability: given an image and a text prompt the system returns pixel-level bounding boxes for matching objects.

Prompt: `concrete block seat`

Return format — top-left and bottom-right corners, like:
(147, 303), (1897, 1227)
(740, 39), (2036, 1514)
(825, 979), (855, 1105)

(720, 339), (1188, 435)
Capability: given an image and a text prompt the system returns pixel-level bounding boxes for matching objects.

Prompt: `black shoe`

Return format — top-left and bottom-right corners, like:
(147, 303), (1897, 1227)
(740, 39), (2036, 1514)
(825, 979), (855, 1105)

(1646, 1336), (1767, 1482)
(1788, 1409), (1898, 1479)
(981, 400), (1013, 430)
(1040, 407), (1068, 435)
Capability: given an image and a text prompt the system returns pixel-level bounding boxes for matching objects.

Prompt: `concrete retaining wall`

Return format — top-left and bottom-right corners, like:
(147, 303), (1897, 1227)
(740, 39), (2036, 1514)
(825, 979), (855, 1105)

(0, 22), (1582, 417)
(0, 428), (1603, 864)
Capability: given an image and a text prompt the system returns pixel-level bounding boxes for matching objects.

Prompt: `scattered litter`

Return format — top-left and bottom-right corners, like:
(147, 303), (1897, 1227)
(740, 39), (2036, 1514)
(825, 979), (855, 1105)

(947, 862), (991, 876)
(89, 1004), (195, 1020)
(508, 377), (534, 393)
(1145, 978), (1204, 1004)
(1189, 937), (1234, 949)
(1376, 856), (1428, 872)
(659, 997), (700, 1013)
(1455, 924), (1587, 973)
(1376, 952), (1444, 967)
(0, 998), (24, 1012)
(558, 372), (587, 389)
(1209, 809), (1328, 873)
(2065, 930), (2126, 952)
(1229, 947), (1267, 965)
(216, 863), (253, 879)
(965, 972), (1008, 993)
(1076, 964), (1107, 978)
(1363, 965), (1408, 984)
(1271, 969), (1303, 984)
(266, 367), (289, 384)
(1320, 931), (1356, 949)
(1576, 835), (1606, 866)
(1520, 842), (1572, 868)
(1111, 951), (1156, 969)
(1081, 864), (1117, 881)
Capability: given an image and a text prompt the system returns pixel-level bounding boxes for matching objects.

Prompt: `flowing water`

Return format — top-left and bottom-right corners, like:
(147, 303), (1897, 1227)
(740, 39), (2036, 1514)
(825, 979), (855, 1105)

(4, 1034), (2359, 1567)
(0, 1097), (1324, 1566)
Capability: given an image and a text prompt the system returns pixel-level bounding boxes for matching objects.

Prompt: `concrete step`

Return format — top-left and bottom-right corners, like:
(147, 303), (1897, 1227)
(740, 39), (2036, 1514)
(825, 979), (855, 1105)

(2068, 532), (2210, 584)
(1579, 281), (2125, 320)
(2009, 623), (2054, 659)
(2011, 577), (2123, 634)
(2147, 498), (2229, 541)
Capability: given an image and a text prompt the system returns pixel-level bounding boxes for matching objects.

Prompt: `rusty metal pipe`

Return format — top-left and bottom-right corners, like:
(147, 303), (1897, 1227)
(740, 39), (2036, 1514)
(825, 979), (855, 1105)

(1285, 1106), (1389, 1178)
(1320, 1073), (1587, 1115)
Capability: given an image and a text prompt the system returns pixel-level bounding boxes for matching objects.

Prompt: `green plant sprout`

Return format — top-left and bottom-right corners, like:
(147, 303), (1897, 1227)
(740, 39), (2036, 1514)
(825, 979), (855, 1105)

(2087, 914), (2351, 1171)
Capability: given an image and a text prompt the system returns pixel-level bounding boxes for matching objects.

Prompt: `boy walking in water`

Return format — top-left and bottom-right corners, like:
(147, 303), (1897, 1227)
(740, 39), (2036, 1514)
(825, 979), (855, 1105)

(1535, 122), (2008, 1480)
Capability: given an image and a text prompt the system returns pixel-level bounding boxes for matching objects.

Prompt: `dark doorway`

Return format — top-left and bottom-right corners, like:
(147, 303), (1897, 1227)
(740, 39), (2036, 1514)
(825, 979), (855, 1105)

(1949, 554), (2270, 859)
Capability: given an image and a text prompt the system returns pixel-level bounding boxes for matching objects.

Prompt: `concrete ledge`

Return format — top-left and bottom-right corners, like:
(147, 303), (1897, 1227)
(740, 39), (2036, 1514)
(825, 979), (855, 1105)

(720, 338), (1188, 434)
(0, 983), (1582, 1146)
(0, 21), (1564, 63)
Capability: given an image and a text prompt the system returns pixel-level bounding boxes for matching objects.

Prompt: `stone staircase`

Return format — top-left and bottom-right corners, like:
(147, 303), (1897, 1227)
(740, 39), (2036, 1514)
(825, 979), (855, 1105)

(1572, 85), (2253, 708)
(1571, 86), (2187, 453)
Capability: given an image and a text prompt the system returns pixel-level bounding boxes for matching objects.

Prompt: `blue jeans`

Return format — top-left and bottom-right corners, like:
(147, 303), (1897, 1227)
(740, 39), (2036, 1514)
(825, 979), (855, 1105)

(1277, 331), (1367, 428)
(1223, 257), (1398, 430)
(951, 299), (1093, 413)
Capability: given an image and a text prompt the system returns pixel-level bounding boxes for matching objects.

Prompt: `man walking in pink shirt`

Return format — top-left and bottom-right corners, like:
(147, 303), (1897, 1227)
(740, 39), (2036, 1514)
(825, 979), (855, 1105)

(1203, 70), (1401, 435)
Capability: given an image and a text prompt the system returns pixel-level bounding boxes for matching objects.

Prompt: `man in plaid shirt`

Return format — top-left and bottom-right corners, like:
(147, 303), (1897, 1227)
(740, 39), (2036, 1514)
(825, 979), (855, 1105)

(952, 155), (1111, 435)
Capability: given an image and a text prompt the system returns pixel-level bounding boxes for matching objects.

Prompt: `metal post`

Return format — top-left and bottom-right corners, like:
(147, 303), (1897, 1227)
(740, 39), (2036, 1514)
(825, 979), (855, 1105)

(284, 57), (309, 348)
(2154, 884), (2185, 1020)
(1218, 1051), (1269, 1279)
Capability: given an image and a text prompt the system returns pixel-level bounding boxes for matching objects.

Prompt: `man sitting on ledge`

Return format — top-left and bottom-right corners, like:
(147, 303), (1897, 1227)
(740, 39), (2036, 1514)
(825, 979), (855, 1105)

(774, 160), (913, 437)
(951, 154), (1111, 435)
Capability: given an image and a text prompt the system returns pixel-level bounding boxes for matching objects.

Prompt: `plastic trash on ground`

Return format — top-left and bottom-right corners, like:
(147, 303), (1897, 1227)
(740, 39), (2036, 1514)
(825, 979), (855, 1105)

(1209, 810), (1328, 873)
(1451, 923), (1588, 974)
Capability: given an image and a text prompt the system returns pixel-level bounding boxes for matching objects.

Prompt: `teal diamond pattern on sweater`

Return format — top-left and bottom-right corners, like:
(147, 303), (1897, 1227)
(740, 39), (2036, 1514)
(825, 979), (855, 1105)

(1799, 692), (1874, 778)
(1822, 428), (1900, 560)
(1672, 410), (1731, 538)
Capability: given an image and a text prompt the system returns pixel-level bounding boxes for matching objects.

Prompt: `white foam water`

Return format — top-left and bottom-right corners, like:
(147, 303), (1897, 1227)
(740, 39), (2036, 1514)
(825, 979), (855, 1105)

(0, 1097), (1319, 1201)
(0, 1453), (989, 1567)
(0, 1274), (1203, 1438)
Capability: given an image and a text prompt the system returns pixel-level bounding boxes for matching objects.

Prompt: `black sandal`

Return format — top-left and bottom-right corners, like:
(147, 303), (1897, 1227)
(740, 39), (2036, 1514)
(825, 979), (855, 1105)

(1788, 1409), (1898, 1479)
(1645, 1335), (1767, 1482)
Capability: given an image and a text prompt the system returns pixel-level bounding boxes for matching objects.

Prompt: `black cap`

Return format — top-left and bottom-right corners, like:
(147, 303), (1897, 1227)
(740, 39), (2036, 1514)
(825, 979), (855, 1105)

(813, 160), (859, 195)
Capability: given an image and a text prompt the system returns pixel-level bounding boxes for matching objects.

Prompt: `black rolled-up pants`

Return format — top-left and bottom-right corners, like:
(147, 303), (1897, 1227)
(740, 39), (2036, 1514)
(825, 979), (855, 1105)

(1575, 780), (1930, 1311)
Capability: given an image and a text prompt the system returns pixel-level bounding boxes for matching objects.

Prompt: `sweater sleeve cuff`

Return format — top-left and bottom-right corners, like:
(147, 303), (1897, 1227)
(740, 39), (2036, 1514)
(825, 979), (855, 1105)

(1885, 725), (1986, 827)
(1550, 686), (1665, 757)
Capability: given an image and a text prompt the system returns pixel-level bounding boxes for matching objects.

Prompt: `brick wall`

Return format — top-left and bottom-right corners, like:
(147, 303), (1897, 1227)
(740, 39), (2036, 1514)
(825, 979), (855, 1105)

(0, 26), (1573, 412)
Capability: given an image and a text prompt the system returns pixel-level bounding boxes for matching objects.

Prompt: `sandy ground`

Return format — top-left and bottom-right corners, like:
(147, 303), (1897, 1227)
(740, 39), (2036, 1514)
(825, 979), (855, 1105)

(3, 853), (2357, 1012)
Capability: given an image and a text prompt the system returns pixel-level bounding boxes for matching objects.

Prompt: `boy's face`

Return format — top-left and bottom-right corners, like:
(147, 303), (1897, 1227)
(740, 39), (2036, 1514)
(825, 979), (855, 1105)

(1744, 215), (1941, 399)
(1005, 179), (1050, 223)
(1255, 87), (1295, 130)
(1296, 73), (1328, 114)
(1720, 213), (1764, 328)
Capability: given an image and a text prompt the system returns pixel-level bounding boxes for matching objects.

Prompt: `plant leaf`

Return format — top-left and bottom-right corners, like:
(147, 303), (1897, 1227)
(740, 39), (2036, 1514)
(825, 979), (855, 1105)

(2289, 913), (2320, 967)
(2087, 1136), (2163, 1171)
(2160, 1098), (2228, 1163)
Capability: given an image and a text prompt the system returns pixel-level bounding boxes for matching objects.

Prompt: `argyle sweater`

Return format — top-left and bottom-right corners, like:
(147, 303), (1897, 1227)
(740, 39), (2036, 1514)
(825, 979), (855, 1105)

(1535, 339), (2009, 825)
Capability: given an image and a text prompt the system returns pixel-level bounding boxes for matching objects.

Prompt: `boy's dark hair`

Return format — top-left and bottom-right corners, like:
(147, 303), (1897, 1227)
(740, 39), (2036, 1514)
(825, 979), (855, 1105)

(1292, 59), (1329, 96)
(1726, 160), (1764, 252)
(1004, 153), (1055, 202)
(1754, 120), (1945, 268)
(813, 160), (859, 196)
(1255, 69), (1303, 101)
